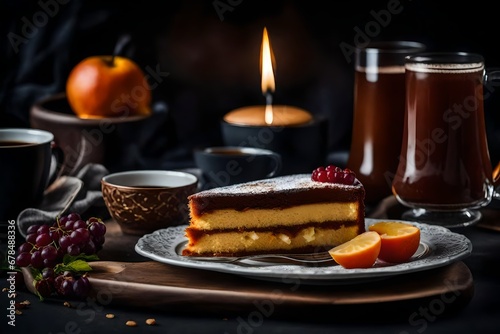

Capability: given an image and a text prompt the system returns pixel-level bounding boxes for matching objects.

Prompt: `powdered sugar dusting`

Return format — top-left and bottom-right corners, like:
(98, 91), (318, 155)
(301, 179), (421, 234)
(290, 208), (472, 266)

(195, 174), (363, 197)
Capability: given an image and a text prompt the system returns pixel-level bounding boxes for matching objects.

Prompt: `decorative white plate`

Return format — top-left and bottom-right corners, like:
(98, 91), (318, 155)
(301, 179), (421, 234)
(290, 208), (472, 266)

(134, 218), (472, 285)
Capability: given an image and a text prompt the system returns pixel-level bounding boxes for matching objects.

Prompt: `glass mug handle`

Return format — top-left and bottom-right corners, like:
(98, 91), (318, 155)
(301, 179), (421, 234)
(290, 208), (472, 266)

(484, 68), (500, 189)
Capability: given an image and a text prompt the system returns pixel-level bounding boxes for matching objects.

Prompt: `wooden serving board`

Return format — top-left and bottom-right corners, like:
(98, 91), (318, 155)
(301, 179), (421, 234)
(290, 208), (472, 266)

(20, 220), (474, 318)
(84, 260), (474, 316)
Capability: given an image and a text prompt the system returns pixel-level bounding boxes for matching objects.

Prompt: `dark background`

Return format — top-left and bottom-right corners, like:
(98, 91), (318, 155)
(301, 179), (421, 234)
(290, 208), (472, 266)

(1, 0), (500, 170)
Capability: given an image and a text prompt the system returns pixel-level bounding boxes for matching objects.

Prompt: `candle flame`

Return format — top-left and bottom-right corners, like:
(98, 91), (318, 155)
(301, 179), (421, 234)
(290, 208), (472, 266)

(260, 27), (275, 125)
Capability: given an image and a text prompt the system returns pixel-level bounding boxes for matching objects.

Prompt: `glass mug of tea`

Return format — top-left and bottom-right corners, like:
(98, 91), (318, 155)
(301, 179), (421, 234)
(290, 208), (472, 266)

(347, 41), (426, 204)
(392, 52), (500, 228)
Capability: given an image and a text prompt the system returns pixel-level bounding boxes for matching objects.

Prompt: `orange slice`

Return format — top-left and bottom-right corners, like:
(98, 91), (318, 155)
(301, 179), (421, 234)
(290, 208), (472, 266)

(328, 231), (381, 269)
(368, 221), (421, 263)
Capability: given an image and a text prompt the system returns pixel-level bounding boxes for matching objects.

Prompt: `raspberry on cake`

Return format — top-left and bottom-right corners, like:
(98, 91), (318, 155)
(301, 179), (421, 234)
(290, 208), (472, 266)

(182, 167), (365, 257)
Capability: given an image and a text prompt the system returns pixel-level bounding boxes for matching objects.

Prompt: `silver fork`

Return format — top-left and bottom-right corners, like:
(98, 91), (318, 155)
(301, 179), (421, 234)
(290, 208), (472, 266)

(186, 252), (335, 265)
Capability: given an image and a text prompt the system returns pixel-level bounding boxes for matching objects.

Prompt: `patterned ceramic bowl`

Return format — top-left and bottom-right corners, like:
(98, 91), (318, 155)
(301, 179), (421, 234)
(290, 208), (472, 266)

(101, 170), (198, 235)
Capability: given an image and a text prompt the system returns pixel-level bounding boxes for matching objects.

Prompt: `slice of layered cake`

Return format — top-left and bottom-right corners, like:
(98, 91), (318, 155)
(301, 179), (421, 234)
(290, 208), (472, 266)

(182, 167), (365, 257)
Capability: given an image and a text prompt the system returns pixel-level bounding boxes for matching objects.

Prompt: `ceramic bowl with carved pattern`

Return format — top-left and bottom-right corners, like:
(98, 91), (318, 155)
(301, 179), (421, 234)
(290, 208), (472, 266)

(101, 170), (198, 235)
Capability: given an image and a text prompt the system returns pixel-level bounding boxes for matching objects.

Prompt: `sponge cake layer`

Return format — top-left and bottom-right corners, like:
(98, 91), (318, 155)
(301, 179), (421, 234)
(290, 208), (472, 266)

(183, 225), (361, 256)
(189, 202), (360, 230)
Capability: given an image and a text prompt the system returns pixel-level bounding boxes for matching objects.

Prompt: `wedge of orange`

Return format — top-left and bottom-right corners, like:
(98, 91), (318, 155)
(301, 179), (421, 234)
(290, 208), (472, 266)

(328, 231), (381, 269)
(368, 221), (421, 263)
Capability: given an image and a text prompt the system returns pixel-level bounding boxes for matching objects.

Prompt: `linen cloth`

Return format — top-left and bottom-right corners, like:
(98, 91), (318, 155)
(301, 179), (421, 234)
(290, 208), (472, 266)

(17, 164), (109, 238)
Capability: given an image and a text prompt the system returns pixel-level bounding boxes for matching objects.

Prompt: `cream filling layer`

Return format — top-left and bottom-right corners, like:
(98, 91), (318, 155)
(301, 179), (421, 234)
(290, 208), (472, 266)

(184, 226), (360, 255)
(190, 202), (359, 230)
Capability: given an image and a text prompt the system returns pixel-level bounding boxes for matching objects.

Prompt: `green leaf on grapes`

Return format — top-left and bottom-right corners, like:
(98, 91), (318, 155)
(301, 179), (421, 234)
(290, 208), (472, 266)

(31, 267), (42, 281)
(62, 253), (99, 265)
(66, 259), (93, 272)
(32, 279), (45, 301)
(54, 259), (94, 274)
(29, 268), (45, 301)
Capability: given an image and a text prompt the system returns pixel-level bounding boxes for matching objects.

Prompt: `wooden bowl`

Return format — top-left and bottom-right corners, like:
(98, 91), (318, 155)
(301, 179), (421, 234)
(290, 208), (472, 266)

(30, 93), (150, 176)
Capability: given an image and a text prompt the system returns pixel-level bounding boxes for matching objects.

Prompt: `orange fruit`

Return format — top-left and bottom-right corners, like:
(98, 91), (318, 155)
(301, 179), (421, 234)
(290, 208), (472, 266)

(328, 231), (381, 269)
(66, 55), (152, 119)
(368, 221), (421, 263)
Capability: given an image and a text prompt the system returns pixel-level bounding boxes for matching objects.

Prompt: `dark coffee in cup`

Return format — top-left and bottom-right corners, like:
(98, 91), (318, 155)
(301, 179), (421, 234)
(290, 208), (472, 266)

(194, 146), (282, 189)
(0, 141), (33, 147)
(0, 128), (59, 222)
(220, 117), (327, 175)
(206, 149), (246, 156)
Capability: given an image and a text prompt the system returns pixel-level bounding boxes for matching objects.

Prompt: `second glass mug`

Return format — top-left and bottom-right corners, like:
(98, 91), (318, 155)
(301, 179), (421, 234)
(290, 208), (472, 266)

(347, 41), (426, 204)
(392, 52), (500, 228)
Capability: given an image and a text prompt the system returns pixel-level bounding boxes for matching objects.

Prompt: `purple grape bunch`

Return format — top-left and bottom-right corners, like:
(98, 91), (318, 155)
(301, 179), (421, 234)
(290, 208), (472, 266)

(16, 213), (106, 299)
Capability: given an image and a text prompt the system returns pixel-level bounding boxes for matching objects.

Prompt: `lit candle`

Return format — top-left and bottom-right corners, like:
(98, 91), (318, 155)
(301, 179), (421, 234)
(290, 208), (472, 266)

(223, 27), (313, 127)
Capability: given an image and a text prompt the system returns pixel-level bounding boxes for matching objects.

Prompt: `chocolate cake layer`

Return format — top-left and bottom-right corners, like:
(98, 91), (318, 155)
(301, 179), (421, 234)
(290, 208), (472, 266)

(189, 174), (365, 216)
